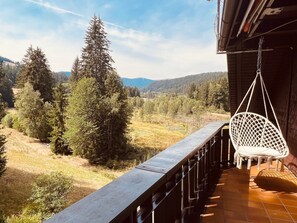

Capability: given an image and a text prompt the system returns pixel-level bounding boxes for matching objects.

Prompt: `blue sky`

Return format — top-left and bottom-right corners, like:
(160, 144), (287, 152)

(0, 0), (226, 79)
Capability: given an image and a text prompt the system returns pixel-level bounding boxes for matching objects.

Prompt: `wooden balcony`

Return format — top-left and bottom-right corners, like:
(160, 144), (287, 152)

(45, 121), (297, 223)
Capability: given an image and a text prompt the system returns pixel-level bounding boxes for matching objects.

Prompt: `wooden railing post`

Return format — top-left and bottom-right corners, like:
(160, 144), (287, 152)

(222, 128), (229, 167)
(215, 132), (222, 167)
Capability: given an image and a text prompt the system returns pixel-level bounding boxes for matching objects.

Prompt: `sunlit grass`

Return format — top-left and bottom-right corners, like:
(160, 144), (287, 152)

(129, 115), (187, 151)
(0, 113), (191, 217)
(0, 126), (123, 216)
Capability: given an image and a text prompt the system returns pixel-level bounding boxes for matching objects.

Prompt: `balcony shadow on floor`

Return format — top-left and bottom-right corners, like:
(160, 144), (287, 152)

(254, 169), (297, 193)
(198, 166), (251, 223)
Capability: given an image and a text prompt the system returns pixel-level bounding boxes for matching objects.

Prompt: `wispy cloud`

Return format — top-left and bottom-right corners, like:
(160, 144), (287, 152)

(25, 0), (83, 17)
(105, 25), (226, 79)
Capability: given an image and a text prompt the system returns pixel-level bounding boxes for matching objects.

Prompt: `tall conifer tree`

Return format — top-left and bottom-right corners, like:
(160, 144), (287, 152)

(0, 61), (4, 79)
(80, 16), (114, 93)
(66, 16), (131, 163)
(0, 88), (6, 177)
(69, 57), (80, 85)
(49, 83), (71, 155)
(65, 77), (105, 162)
(17, 46), (54, 102)
(0, 62), (14, 107)
(104, 71), (131, 155)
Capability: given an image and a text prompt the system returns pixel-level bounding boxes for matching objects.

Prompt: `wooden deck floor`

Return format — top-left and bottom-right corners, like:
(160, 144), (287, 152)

(200, 162), (297, 223)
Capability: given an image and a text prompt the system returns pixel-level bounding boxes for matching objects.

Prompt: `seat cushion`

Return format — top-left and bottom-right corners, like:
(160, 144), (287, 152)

(237, 146), (281, 157)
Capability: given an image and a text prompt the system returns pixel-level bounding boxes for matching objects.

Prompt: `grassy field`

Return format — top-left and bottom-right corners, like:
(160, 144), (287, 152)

(0, 126), (123, 216)
(0, 112), (229, 217)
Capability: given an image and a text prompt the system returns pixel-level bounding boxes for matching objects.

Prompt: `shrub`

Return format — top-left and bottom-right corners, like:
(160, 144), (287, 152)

(0, 212), (5, 223)
(1, 114), (14, 128)
(12, 115), (24, 133)
(29, 172), (73, 220)
(15, 83), (51, 142)
(6, 213), (41, 223)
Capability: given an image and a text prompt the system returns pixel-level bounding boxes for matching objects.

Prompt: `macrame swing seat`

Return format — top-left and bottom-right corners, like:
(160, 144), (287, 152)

(229, 38), (289, 171)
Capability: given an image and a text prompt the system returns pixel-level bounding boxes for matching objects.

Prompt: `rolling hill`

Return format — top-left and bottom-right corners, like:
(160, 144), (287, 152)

(55, 73), (155, 89)
(121, 77), (155, 89)
(143, 72), (227, 93)
(0, 56), (14, 63)
(59, 71), (71, 77)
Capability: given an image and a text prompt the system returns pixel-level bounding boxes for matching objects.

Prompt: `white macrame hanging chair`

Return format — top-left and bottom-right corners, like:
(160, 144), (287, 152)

(229, 37), (289, 171)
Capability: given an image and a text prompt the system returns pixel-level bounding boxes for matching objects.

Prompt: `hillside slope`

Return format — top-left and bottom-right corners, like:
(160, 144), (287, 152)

(144, 72), (227, 93)
(0, 56), (13, 63)
(121, 77), (155, 88)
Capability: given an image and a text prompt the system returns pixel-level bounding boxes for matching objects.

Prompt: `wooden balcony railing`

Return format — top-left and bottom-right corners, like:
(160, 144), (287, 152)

(46, 121), (233, 223)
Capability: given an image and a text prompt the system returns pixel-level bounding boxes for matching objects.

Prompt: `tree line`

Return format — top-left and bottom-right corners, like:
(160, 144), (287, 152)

(143, 72), (227, 93)
(128, 76), (229, 121)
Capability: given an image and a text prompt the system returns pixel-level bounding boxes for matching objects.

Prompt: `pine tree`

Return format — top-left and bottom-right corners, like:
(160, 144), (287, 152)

(80, 15), (114, 92)
(17, 46), (54, 102)
(65, 77), (105, 162)
(199, 82), (210, 107)
(15, 83), (51, 142)
(2, 62), (21, 86)
(187, 83), (196, 99)
(0, 85), (6, 177)
(0, 92), (6, 177)
(0, 134), (6, 177)
(104, 71), (131, 155)
(69, 57), (80, 85)
(0, 62), (14, 107)
(219, 77), (230, 111)
(65, 16), (131, 164)
(0, 61), (4, 79)
(49, 83), (71, 155)
(0, 94), (6, 119)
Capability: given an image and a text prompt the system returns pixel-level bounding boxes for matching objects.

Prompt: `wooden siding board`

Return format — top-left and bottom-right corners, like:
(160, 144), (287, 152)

(286, 49), (297, 175)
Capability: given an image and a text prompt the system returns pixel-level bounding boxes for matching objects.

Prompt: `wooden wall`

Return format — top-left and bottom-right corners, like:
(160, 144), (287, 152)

(286, 49), (297, 174)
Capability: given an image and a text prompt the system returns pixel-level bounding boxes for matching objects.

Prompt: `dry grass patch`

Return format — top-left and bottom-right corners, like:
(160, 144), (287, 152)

(129, 118), (186, 151)
(0, 126), (124, 216)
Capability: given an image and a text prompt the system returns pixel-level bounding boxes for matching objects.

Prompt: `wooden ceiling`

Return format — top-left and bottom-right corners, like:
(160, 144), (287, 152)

(220, 0), (297, 52)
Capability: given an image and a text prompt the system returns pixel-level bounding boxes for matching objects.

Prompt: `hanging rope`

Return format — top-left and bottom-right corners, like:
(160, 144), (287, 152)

(257, 37), (264, 72)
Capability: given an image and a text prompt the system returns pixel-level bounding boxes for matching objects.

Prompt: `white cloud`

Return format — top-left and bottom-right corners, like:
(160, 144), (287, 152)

(0, 19), (83, 71)
(25, 0), (83, 17)
(106, 25), (227, 79)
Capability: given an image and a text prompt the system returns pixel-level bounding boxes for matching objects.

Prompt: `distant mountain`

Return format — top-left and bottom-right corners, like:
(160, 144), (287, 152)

(58, 71), (71, 77)
(53, 72), (69, 83)
(0, 56), (13, 63)
(55, 73), (155, 89)
(121, 77), (155, 89)
(144, 72), (227, 93)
